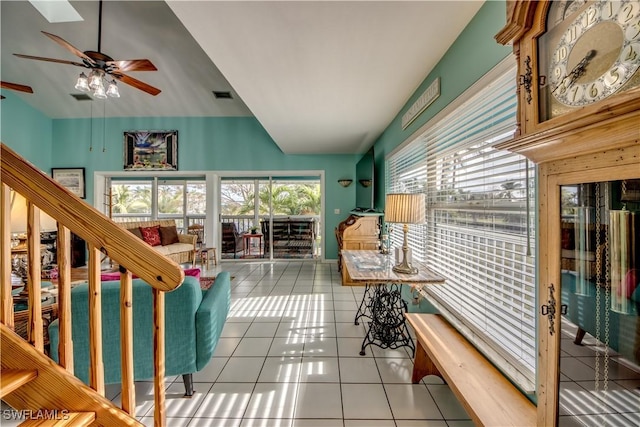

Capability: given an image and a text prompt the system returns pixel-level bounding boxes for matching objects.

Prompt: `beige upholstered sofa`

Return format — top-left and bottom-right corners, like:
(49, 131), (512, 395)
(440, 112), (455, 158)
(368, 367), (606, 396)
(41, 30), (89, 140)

(120, 219), (196, 265)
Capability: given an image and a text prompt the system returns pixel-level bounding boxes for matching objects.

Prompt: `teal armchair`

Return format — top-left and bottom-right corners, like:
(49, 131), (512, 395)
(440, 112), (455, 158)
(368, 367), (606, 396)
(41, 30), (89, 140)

(49, 272), (230, 396)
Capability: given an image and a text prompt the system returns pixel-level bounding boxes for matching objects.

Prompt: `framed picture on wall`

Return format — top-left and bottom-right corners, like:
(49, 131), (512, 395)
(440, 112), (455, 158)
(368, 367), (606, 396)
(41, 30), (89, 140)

(123, 130), (178, 171)
(52, 167), (86, 199)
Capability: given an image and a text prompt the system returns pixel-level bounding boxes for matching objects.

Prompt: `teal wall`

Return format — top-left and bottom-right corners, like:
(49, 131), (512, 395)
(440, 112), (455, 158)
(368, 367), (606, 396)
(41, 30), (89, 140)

(51, 116), (356, 259)
(2, 0), (511, 260)
(373, 0), (512, 208)
(0, 92), (53, 171)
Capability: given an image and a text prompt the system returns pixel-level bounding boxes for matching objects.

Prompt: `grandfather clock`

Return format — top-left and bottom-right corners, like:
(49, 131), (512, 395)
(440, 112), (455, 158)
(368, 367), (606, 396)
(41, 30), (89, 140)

(496, 1), (640, 425)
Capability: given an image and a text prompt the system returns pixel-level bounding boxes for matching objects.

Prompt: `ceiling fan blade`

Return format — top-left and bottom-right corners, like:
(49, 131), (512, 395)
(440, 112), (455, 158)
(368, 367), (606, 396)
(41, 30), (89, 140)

(14, 53), (86, 68)
(107, 59), (157, 72)
(113, 73), (161, 96)
(41, 31), (95, 65)
(0, 81), (34, 94)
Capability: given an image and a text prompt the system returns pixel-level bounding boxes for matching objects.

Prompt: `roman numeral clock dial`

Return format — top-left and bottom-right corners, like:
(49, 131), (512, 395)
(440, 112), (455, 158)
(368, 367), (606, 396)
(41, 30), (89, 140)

(538, 0), (640, 121)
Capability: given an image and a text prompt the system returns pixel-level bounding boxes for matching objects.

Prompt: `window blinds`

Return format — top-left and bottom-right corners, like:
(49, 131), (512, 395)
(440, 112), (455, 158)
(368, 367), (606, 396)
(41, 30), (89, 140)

(386, 61), (536, 387)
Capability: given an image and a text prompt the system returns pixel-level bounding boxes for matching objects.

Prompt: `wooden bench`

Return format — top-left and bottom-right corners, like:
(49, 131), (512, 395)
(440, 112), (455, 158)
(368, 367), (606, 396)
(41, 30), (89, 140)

(405, 313), (536, 427)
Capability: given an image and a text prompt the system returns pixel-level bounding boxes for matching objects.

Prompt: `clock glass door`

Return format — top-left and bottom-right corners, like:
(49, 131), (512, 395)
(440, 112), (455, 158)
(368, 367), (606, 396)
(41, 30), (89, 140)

(557, 180), (640, 425)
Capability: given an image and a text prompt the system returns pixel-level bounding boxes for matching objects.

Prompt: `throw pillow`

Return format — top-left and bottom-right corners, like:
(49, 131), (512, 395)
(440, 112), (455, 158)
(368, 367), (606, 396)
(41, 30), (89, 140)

(129, 227), (143, 240)
(139, 225), (162, 247)
(159, 225), (180, 246)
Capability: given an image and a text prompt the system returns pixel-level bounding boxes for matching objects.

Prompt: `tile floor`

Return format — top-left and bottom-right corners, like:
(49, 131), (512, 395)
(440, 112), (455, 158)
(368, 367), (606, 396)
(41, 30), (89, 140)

(4, 260), (639, 426)
(132, 261), (474, 426)
(558, 320), (640, 427)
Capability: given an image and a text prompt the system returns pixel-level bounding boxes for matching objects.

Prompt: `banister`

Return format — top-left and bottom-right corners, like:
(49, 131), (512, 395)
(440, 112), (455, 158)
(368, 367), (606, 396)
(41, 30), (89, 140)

(1, 143), (183, 292)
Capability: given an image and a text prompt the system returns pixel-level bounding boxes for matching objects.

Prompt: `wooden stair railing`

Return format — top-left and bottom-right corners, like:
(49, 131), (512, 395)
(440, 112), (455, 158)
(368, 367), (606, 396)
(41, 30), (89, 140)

(1, 323), (133, 426)
(1, 143), (184, 426)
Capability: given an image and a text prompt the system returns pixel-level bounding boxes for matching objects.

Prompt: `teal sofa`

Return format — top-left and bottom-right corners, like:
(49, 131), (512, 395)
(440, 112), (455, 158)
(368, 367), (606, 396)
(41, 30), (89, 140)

(49, 272), (230, 396)
(561, 271), (640, 365)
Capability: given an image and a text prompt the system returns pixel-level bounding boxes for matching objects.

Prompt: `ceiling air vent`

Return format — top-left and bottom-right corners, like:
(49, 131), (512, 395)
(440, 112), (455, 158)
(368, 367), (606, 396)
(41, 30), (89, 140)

(212, 91), (233, 99)
(70, 93), (93, 101)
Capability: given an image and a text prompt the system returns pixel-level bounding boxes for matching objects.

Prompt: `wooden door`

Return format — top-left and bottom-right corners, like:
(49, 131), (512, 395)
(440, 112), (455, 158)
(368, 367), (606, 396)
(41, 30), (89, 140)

(537, 148), (640, 425)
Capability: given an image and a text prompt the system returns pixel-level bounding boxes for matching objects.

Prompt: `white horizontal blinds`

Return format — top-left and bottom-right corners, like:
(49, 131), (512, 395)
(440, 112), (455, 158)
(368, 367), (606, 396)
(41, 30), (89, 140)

(385, 139), (427, 261)
(386, 63), (537, 379)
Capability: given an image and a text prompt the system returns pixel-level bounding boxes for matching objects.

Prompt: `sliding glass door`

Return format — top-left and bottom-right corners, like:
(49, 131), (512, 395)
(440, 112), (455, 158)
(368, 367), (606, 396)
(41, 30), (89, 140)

(219, 175), (322, 261)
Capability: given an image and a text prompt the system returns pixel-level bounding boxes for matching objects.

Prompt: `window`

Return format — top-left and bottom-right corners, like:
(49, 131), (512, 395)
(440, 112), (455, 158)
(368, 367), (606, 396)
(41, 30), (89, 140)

(386, 58), (536, 390)
(110, 178), (206, 232)
(110, 180), (152, 221)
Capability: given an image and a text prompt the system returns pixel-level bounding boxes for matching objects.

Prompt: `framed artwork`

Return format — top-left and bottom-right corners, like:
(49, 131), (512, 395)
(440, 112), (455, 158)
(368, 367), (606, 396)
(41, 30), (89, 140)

(123, 130), (178, 171)
(52, 167), (86, 199)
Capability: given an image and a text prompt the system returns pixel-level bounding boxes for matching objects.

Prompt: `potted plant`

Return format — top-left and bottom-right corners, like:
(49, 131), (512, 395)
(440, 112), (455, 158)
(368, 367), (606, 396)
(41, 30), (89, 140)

(250, 225), (259, 234)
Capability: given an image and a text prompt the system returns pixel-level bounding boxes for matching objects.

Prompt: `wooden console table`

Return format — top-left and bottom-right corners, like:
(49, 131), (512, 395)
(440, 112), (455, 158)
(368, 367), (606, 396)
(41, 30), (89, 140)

(341, 250), (445, 356)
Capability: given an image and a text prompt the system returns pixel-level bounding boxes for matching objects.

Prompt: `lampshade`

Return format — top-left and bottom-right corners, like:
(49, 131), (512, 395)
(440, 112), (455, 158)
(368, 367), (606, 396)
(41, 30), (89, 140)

(75, 72), (89, 92)
(385, 193), (425, 224)
(10, 191), (57, 233)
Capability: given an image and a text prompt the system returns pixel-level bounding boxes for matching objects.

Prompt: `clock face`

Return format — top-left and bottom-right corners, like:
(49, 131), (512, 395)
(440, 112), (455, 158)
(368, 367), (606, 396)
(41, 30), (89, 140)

(539, 1), (640, 120)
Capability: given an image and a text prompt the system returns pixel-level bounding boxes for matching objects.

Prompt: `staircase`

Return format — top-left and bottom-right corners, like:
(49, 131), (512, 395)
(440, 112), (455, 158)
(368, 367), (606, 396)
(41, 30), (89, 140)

(1, 144), (184, 426)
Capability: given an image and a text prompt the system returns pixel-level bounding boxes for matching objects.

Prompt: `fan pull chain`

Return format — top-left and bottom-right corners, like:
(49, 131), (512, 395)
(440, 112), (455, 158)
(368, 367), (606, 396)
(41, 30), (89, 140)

(102, 101), (106, 152)
(89, 101), (93, 152)
(594, 182), (601, 394)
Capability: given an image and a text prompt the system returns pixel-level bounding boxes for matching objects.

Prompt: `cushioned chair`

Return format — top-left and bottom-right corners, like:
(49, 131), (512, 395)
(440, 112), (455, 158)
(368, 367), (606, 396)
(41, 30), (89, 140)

(49, 272), (231, 396)
(221, 223), (243, 258)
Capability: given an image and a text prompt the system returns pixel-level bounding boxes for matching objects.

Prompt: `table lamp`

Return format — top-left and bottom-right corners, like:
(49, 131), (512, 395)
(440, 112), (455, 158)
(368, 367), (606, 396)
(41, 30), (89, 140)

(385, 193), (425, 274)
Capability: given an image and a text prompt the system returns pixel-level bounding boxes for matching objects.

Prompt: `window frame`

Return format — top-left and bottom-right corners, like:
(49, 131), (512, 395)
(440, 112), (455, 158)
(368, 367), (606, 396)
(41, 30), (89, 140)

(385, 56), (537, 392)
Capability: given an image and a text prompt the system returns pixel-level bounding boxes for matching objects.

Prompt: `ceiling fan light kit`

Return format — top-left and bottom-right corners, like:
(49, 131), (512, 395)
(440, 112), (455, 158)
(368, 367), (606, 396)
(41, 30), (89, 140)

(75, 69), (119, 99)
(14, 0), (159, 98)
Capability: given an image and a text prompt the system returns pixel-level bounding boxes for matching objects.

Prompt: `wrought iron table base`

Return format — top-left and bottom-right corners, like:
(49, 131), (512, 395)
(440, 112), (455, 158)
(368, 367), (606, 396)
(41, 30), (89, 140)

(355, 283), (415, 356)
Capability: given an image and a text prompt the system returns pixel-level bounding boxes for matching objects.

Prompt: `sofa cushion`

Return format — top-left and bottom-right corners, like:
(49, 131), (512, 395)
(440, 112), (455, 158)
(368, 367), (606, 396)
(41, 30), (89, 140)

(160, 225), (180, 246)
(129, 227), (143, 240)
(140, 225), (162, 246)
(154, 242), (194, 256)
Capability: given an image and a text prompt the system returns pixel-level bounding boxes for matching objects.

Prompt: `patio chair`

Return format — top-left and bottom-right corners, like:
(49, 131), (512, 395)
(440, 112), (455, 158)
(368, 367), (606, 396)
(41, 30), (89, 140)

(221, 222), (243, 258)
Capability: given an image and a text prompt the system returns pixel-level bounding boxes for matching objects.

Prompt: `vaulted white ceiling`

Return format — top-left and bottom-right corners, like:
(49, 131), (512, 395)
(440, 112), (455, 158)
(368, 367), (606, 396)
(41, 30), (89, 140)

(1, 1), (484, 154)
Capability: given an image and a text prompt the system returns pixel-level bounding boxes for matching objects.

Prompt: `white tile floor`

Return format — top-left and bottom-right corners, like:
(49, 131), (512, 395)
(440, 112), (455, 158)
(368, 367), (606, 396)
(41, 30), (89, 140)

(558, 320), (640, 427)
(130, 261), (474, 426)
(5, 260), (638, 426)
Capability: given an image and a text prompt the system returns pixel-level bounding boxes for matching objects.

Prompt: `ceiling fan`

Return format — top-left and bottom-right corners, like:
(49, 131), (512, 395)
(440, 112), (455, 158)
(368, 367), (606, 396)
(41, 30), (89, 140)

(0, 81), (34, 99)
(13, 0), (160, 96)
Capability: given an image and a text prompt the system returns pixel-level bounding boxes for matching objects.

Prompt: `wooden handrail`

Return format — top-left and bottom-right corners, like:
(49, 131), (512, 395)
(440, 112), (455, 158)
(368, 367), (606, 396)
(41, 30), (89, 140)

(1, 143), (184, 291)
(1, 142), (182, 426)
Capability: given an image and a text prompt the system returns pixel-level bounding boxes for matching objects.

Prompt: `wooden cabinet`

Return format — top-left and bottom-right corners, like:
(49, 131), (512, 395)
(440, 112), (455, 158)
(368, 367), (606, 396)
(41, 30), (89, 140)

(496, 2), (640, 423)
(335, 214), (380, 285)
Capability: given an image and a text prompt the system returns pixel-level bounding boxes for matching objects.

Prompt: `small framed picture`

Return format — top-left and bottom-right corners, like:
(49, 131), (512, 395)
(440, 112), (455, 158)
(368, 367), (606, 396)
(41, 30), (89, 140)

(52, 167), (86, 199)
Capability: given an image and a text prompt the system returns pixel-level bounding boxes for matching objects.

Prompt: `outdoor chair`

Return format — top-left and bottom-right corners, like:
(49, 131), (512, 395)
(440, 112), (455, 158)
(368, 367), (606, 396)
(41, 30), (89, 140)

(221, 222), (243, 258)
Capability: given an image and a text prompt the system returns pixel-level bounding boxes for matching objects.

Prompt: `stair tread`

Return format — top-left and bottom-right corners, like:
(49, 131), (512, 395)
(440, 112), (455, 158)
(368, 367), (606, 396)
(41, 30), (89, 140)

(1, 369), (38, 398)
(18, 411), (95, 426)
